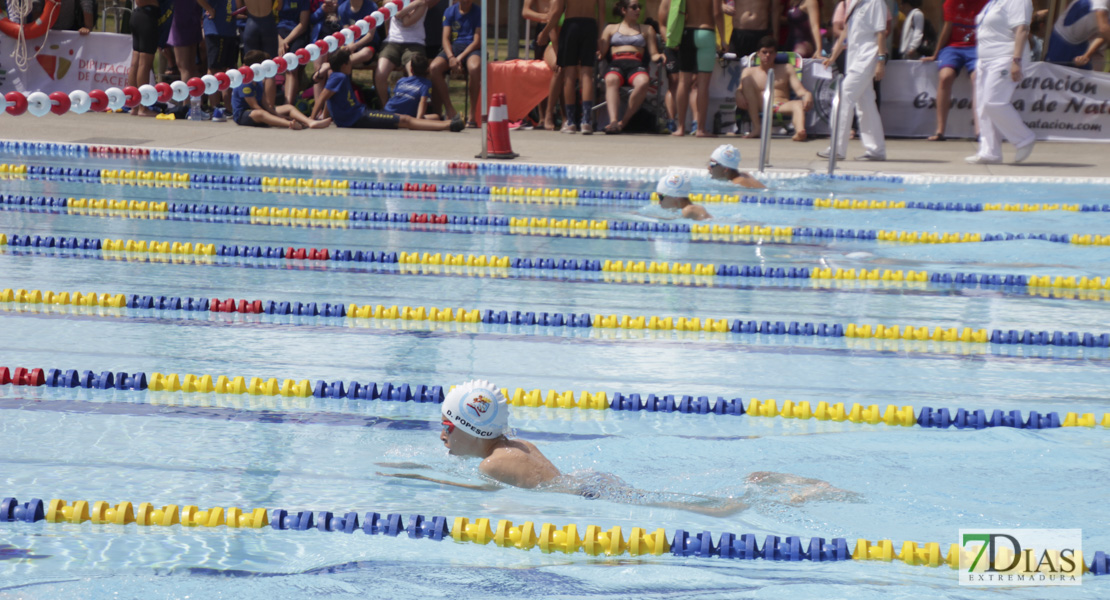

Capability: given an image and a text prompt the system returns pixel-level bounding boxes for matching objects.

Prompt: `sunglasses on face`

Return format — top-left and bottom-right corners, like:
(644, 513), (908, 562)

(441, 419), (456, 434)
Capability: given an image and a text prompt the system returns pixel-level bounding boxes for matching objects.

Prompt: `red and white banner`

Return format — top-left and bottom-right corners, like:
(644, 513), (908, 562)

(803, 60), (1110, 142)
(0, 30), (132, 94)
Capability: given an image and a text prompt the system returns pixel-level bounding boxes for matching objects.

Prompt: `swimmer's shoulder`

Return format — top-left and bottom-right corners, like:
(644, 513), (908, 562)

(731, 174), (766, 190)
(682, 204), (712, 221)
(479, 439), (560, 488)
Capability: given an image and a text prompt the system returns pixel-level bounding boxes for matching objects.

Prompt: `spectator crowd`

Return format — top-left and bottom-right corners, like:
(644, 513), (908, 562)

(5, 0), (1108, 154)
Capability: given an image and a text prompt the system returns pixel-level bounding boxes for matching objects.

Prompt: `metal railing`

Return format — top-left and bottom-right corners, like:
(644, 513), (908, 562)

(757, 68), (775, 172)
(826, 73), (844, 176)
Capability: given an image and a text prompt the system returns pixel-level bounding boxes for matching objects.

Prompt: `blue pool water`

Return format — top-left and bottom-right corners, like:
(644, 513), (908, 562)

(1, 150), (1108, 599)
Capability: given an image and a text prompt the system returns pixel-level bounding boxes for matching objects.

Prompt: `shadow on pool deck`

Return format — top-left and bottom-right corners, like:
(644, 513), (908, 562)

(2, 112), (1108, 179)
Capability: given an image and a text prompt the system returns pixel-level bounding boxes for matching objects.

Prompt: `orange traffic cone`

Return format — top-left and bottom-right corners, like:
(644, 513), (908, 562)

(481, 92), (518, 160)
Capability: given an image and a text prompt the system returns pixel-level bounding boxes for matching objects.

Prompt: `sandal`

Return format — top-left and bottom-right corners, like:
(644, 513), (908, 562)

(604, 122), (622, 134)
(927, 133), (947, 141)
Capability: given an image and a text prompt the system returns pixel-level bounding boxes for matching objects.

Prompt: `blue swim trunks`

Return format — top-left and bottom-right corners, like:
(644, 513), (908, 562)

(937, 45), (976, 73)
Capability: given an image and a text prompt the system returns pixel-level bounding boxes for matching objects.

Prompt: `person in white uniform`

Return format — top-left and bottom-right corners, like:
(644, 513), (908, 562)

(1044, 0), (1110, 68)
(966, 0), (1035, 164)
(819, 0), (890, 161)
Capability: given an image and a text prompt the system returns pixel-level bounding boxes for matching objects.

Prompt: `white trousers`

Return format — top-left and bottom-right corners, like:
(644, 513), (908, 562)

(975, 55), (1035, 161)
(833, 45), (886, 157)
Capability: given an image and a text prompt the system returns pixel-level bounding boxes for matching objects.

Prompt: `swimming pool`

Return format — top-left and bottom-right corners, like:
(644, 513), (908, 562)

(1, 143), (1107, 599)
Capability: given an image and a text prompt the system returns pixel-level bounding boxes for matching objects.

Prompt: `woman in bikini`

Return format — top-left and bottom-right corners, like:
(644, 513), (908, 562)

(597, 0), (664, 134)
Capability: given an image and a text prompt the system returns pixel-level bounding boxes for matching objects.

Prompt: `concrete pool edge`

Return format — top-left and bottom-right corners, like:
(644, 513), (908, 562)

(2, 113), (1110, 180)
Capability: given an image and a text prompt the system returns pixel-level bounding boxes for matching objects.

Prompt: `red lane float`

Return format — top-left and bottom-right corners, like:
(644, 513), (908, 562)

(88, 89), (108, 112)
(5, 91), (28, 115)
(123, 86), (141, 108)
(48, 91), (70, 114)
(0, 0), (61, 39)
(3, 0), (413, 116)
(186, 77), (205, 97)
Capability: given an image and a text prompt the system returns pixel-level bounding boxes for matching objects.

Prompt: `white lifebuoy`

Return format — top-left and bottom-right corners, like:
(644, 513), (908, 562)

(355, 20), (370, 36)
(339, 29), (354, 45)
(26, 91), (50, 117)
(170, 80), (190, 102)
(260, 60), (277, 79)
(68, 90), (91, 113)
(306, 43), (321, 61)
(282, 52), (299, 69)
(201, 74), (219, 95)
(226, 68), (243, 89)
(138, 84), (158, 106)
(250, 63), (264, 81)
(324, 35), (339, 53)
(369, 13), (383, 28)
(104, 87), (125, 111)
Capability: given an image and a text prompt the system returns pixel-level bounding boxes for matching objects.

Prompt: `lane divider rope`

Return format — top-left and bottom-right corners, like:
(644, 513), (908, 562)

(3, 365), (1107, 429)
(2, 496), (1107, 574)
(5, 192), (1108, 248)
(6, 232), (1110, 294)
(4, 285), (1110, 349)
(6, 161), (1110, 213)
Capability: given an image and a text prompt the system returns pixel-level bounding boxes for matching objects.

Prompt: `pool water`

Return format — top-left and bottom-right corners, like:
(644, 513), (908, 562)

(0, 150), (1107, 599)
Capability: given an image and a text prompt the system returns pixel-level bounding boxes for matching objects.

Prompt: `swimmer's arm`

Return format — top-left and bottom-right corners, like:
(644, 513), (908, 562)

(597, 24), (614, 57)
(398, 0), (427, 26)
(312, 86), (335, 119)
(546, 0), (565, 26)
(376, 472), (501, 491)
(522, 0), (547, 22)
(262, 78), (279, 112)
(656, 0), (670, 43)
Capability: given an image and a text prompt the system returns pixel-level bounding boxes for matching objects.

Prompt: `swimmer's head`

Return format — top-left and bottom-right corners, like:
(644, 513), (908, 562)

(656, 171), (692, 209)
(441, 379), (509, 440)
(708, 144), (741, 179)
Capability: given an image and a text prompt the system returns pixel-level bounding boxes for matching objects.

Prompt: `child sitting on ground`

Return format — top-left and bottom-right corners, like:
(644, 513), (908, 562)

(382, 54), (448, 121)
(232, 50), (332, 129)
(314, 47), (465, 131)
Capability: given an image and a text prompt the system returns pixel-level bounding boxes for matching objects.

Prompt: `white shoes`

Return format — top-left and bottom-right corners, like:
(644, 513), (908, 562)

(855, 153), (886, 161)
(817, 148), (846, 160)
(1014, 142), (1035, 164)
(965, 154), (1001, 164)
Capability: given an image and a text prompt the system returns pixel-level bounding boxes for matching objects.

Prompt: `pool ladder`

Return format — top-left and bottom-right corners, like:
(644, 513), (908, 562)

(826, 73), (845, 175)
(757, 70), (844, 175)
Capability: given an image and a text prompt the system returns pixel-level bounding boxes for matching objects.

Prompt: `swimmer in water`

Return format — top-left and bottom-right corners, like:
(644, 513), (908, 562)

(707, 144), (766, 189)
(655, 171), (712, 221)
(377, 380), (860, 516)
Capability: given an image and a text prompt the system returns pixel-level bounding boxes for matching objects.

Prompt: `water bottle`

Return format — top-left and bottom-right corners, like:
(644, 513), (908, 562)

(187, 95), (203, 121)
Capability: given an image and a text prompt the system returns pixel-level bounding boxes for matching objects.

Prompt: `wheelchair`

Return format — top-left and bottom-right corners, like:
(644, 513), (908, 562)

(589, 54), (669, 134)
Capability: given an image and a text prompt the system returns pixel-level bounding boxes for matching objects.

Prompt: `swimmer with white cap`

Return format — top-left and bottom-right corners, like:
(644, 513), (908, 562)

(656, 172), (712, 221)
(707, 144), (766, 190)
(375, 379), (861, 515)
(436, 380), (561, 488)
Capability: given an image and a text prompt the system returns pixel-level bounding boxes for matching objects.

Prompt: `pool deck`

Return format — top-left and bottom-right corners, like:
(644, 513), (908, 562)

(3, 112), (1109, 179)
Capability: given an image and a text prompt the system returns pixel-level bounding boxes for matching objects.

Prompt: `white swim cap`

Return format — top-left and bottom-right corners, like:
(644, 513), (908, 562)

(710, 144), (741, 170)
(442, 380), (509, 439)
(656, 171), (691, 198)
